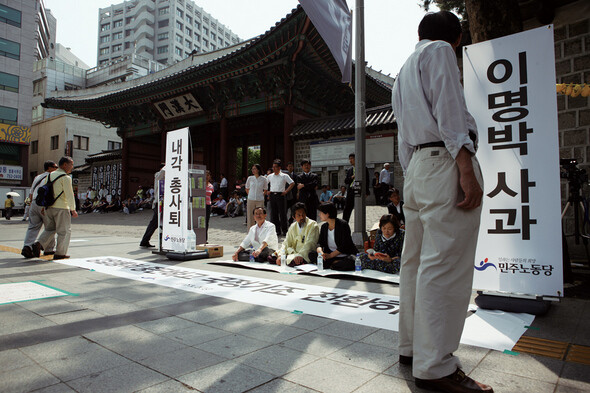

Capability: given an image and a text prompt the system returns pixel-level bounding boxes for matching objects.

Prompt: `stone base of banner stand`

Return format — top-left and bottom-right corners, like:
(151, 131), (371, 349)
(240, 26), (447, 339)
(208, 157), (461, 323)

(165, 250), (209, 261)
(475, 292), (552, 316)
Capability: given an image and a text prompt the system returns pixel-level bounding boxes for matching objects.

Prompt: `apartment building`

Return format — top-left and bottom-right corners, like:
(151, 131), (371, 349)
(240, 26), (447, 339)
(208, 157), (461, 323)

(0, 0), (54, 187)
(97, 0), (241, 67)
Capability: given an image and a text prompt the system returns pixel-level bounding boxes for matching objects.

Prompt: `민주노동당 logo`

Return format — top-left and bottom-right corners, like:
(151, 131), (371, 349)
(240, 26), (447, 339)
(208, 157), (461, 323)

(474, 258), (497, 271)
(164, 235), (170, 241)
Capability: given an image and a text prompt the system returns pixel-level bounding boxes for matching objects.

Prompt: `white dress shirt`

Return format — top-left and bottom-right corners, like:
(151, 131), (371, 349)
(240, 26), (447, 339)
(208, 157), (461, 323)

(240, 220), (279, 251)
(391, 39), (477, 171)
(245, 175), (268, 201)
(267, 172), (293, 192)
(379, 168), (390, 184)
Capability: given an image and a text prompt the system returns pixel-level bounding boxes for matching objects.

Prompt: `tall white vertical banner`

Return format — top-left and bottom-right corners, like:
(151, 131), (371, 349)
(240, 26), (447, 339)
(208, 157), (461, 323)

(163, 128), (189, 252)
(464, 26), (563, 297)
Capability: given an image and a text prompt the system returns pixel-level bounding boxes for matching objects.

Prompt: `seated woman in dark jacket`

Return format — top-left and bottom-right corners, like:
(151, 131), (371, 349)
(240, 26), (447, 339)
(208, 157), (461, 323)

(316, 202), (359, 271)
(360, 214), (404, 274)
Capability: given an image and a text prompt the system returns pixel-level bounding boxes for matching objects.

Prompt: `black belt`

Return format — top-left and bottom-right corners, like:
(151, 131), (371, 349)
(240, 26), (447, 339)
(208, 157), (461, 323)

(416, 141), (445, 150)
(415, 131), (478, 151)
(270, 192), (283, 195)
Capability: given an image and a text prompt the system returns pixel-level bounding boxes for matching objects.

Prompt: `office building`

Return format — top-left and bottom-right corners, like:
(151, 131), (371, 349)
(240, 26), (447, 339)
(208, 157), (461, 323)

(97, 0), (241, 67)
(0, 0), (54, 187)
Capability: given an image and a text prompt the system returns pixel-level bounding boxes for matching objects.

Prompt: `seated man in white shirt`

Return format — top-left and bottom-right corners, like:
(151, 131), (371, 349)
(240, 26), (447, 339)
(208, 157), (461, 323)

(276, 202), (320, 267)
(232, 207), (278, 262)
(224, 190), (244, 217)
(333, 186), (347, 210)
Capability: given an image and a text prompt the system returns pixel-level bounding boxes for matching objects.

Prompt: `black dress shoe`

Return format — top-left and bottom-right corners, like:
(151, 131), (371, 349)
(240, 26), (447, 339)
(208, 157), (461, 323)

(53, 255), (70, 260)
(31, 242), (43, 258)
(21, 246), (33, 259)
(140, 242), (155, 248)
(399, 355), (413, 365)
(415, 368), (493, 393)
(43, 251), (56, 256)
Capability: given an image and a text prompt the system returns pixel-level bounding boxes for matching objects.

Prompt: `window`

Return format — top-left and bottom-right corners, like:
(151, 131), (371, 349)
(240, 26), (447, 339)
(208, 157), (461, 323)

(74, 135), (89, 151)
(50, 135), (59, 150)
(99, 59), (109, 66)
(100, 35), (109, 43)
(33, 79), (44, 96)
(0, 37), (20, 60)
(218, 38), (223, 46)
(112, 44), (122, 52)
(124, 42), (131, 49)
(176, 8), (183, 18)
(0, 71), (18, 92)
(100, 23), (110, 32)
(0, 105), (17, 124)
(157, 32), (168, 40)
(125, 17), (133, 24)
(176, 21), (183, 30)
(108, 141), (121, 150)
(211, 32), (216, 41)
(175, 34), (182, 43)
(159, 6), (169, 15)
(194, 33), (200, 42)
(32, 105), (43, 122)
(0, 4), (21, 27)
(203, 38), (208, 47)
(186, 27), (191, 36)
(31, 141), (38, 154)
(195, 22), (200, 30)
(186, 15), (192, 24)
(158, 19), (169, 28)
(100, 47), (109, 55)
(112, 32), (122, 40)
(113, 20), (123, 28)
(210, 44), (216, 50)
(157, 46), (168, 54)
(175, 46), (182, 56)
(203, 27), (208, 35)
(125, 29), (132, 37)
(185, 39), (191, 48)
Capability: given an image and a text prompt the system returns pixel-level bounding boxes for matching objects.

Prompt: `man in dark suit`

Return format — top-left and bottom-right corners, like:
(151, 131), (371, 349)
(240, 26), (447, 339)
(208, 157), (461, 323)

(386, 188), (405, 228)
(342, 153), (370, 223)
(296, 160), (320, 221)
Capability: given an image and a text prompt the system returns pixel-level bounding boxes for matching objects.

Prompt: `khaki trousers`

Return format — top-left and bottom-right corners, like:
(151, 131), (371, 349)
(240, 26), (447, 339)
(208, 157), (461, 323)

(398, 147), (483, 380)
(37, 207), (72, 256)
(246, 199), (265, 230)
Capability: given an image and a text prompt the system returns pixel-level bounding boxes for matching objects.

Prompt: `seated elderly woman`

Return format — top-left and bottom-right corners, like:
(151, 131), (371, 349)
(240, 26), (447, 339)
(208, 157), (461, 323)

(316, 202), (359, 271)
(232, 207), (278, 262)
(360, 214), (404, 274)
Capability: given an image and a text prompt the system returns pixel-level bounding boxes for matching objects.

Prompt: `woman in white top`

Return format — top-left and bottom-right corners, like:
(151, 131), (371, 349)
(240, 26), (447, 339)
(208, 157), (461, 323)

(245, 164), (268, 229)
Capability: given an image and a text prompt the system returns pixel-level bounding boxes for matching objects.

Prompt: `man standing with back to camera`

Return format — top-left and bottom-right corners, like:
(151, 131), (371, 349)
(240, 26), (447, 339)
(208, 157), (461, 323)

(392, 11), (491, 393)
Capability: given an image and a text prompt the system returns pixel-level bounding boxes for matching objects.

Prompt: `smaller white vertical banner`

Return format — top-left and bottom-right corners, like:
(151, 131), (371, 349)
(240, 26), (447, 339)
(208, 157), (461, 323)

(162, 128), (189, 252)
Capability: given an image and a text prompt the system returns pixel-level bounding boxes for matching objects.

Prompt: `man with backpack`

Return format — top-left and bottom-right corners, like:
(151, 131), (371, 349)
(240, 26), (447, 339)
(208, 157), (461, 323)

(31, 156), (78, 260)
(21, 160), (58, 258)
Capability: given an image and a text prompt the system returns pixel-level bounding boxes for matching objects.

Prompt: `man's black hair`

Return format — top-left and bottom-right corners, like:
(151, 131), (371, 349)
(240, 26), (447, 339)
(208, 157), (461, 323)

(273, 159), (282, 167)
(418, 11), (462, 46)
(300, 159), (311, 166)
(349, 153), (355, 158)
(43, 160), (57, 170)
(253, 206), (266, 215)
(58, 156), (73, 166)
(292, 202), (307, 215)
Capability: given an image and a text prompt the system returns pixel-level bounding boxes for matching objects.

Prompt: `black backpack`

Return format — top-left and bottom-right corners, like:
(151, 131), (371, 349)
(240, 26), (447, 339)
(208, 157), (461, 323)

(35, 173), (66, 207)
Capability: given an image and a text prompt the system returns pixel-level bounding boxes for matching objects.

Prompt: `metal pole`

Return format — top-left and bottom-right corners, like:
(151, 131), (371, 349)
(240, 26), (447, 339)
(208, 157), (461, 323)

(352, 0), (367, 247)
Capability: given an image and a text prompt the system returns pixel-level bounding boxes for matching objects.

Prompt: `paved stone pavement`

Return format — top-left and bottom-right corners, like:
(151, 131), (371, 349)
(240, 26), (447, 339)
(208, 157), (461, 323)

(0, 206), (589, 393)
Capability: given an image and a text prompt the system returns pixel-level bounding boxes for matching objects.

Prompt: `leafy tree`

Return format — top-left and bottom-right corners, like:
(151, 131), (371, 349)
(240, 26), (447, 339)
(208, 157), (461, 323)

(421, 0), (523, 43)
(236, 147), (261, 179)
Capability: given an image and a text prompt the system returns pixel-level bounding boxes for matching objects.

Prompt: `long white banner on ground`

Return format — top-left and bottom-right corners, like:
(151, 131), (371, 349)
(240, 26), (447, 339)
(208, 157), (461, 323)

(463, 26), (563, 297)
(55, 257), (534, 352)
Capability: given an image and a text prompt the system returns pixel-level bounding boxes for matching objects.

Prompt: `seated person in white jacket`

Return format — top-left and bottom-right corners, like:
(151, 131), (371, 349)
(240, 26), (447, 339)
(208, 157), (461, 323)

(276, 202), (320, 267)
(232, 206), (278, 262)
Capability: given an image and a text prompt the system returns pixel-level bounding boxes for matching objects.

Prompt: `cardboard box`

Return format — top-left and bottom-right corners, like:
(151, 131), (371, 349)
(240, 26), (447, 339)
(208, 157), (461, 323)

(196, 244), (224, 258)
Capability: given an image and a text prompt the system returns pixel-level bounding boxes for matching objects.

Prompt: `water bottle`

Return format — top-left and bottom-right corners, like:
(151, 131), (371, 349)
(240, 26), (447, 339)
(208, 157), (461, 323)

(249, 247), (255, 263)
(355, 253), (362, 274)
(280, 250), (286, 268)
(317, 252), (324, 271)
(186, 230), (196, 251)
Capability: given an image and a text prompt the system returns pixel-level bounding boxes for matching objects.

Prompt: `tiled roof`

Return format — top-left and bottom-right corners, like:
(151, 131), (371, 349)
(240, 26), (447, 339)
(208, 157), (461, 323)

(292, 104), (395, 140)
